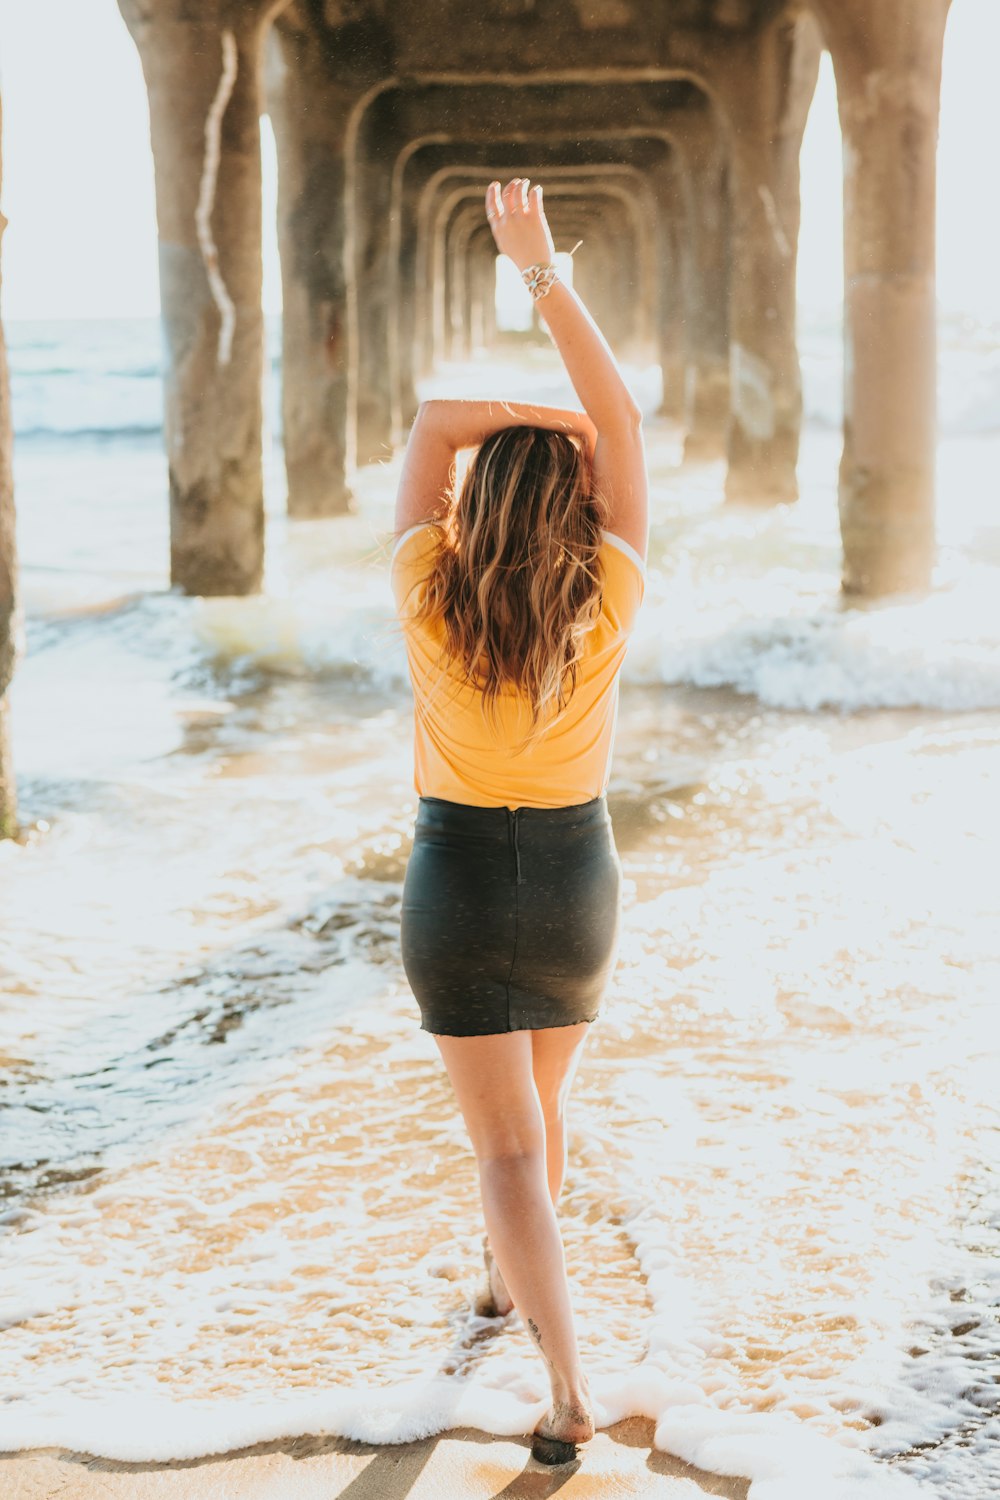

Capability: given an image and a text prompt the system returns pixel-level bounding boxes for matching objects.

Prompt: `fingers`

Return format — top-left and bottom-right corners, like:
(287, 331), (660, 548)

(486, 177), (544, 228)
(503, 178), (532, 213)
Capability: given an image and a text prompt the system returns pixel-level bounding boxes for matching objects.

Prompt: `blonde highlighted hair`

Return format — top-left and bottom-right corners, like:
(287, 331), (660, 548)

(402, 425), (609, 747)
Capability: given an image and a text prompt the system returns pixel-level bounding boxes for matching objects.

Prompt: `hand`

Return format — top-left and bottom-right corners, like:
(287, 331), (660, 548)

(485, 178), (556, 273)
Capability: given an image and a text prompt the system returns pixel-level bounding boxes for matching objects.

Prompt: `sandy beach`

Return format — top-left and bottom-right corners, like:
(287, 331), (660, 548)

(2, 1417), (749, 1499)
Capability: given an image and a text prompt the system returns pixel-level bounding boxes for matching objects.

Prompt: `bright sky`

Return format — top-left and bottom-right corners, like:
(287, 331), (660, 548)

(0, 0), (997, 323)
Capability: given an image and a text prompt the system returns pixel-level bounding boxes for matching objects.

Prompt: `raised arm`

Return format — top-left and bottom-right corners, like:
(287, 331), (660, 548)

(394, 400), (595, 536)
(485, 178), (648, 562)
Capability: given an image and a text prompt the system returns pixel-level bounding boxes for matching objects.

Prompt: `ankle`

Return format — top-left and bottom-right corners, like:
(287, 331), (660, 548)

(551, 1374), (591, 1411)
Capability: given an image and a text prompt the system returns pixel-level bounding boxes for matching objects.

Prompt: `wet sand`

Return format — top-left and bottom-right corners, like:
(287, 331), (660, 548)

(2, 1417), (749, 1499)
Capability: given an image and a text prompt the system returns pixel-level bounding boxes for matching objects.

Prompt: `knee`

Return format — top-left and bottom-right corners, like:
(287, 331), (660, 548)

(477, 1137), (547, 1173)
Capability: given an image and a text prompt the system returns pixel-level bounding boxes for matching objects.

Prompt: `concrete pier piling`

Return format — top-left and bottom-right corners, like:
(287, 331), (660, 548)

(815, 0), (951, 596)
(715, 13), (823, 505)
(118, 0), (287, 596)
(266, 21), (364, 516)
(673, 108), (731, 461)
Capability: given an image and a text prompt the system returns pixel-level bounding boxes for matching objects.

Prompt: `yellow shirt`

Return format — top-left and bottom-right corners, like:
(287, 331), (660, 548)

(391, 523), (646, 809)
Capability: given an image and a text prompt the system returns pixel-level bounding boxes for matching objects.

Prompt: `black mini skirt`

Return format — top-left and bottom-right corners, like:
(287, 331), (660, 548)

(400, 793), (623, 1037)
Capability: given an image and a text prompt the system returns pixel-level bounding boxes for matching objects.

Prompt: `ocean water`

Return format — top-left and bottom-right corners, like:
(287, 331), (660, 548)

(0, 315), (998, 1498)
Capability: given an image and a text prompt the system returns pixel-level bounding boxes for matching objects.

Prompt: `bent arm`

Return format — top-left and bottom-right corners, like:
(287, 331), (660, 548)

(487, 179), (648, 561)
(533, 282), (648, 562)
(393, 400), (595, 536)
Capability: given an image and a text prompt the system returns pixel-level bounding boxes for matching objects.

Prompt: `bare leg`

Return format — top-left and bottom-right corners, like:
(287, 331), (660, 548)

(485, 1021), (591, 1312)
(433, 1030), (595, 1451)
(532, 1021), (591, 1203)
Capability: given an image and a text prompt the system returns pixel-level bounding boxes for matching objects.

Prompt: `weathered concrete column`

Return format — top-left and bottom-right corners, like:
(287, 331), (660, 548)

(0, 95), (19, 840)
(480, 242), (498, 347)
(353, 94), (399, 466)
(815, 0), (950, 595)
(266, 21), (364, 515)
(394, 208), (422, 438)
(472, 242), (497, 351)
(397, 127), (674, 442)
(657, 199), (688, 422)
(671, 114), (731, 458)
(718, 12), (821, 504)
(464, 237), (495, 355)
(447, 214), (478, 362)
(119, 0), (287, 594)
(434, 176), (651, 363)
(572, 231), (630, 348)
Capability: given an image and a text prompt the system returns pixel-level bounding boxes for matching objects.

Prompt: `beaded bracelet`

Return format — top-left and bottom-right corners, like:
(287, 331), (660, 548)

(520, 262), (559, 301)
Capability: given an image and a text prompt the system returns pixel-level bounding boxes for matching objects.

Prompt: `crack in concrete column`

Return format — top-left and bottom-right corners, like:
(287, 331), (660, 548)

(194, 29), (239, 367)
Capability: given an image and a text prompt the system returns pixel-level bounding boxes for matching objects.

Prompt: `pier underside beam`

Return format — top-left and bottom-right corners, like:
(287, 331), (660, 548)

(387, 122), (684, 450)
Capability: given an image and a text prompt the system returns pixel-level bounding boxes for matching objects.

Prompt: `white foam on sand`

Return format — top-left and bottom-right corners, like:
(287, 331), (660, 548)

(0, 1220), (929, 1500)
(0, 1388), (926, 1499)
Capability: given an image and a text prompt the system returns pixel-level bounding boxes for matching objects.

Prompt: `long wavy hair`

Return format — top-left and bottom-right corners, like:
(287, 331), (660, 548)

(402, 425), (609, 748)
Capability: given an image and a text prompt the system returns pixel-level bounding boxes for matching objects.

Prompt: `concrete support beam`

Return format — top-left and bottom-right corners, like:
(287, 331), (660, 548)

(716, 12), (822, 504)
(459, 208), (631, 365)
(118, 0), (288, 595)
(356, 84), (698, 457)
(815, 0), (951, 596)
(382, 109), (697, 454)
(438, 170), (654, 362)
(411, 155), (663, 414)
(0, 94), (18, 840)
(438, 184), (641, 363)
(411, 155), (649, 389)
(266, 20), (369, 515)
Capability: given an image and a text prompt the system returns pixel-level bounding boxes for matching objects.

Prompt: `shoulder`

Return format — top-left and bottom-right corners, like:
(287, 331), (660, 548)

(391, 521), (438, 567)
(390, 521), (444, 616)
(600, 530), (647, 583)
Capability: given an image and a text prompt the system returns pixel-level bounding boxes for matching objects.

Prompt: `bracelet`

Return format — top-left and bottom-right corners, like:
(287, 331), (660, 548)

(520, 262), (559, 301)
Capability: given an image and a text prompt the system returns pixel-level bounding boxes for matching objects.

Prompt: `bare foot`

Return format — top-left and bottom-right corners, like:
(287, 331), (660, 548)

(531, 1393), (595, 1465)
(478, 1233), (514, 1318)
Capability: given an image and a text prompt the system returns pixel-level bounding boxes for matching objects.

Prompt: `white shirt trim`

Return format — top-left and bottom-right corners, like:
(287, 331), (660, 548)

(601, 529), (648, 580)
(391, 521), (434, 563)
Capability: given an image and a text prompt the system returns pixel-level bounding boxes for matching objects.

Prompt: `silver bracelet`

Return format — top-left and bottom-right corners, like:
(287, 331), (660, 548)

(520, 263), (559, 301)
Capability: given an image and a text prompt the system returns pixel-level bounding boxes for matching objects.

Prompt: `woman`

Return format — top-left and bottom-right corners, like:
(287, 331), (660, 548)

(390, 178), (648, 1466)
